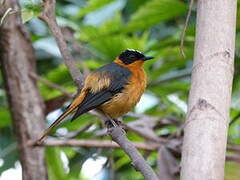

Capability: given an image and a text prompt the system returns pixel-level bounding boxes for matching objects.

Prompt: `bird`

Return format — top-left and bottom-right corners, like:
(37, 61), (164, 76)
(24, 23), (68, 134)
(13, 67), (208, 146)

(38, 49), (153, 142)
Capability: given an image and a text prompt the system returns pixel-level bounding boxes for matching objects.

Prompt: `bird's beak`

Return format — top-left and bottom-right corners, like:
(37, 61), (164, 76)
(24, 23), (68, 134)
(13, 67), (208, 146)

(143, 56), (154, 61)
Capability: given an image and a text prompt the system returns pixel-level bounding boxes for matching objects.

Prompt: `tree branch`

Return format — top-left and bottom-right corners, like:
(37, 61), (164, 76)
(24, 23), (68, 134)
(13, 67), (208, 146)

(33, 139), (240, 164)
(227, 145), (240, 153)
(35, 139), (158, 151)
(64, 120), (95, 138)
(39, 0), (83, 89)
(30, 72), (73, 98)
(44, 95), (71, 115)
(148, 70), (191, 87)
(226, 154), (240, 164)
(108, 126), (159, 180)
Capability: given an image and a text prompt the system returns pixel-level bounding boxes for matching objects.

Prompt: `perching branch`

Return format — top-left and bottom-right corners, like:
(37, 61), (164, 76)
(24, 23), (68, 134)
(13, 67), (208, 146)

(94, 116), (168, 144)
(108, 126), (159, 180)
(38, 0), (159, 179)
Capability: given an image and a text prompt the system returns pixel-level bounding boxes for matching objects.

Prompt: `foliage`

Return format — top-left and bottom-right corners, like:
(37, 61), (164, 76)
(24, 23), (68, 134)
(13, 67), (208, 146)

(0, 0), (240, 179)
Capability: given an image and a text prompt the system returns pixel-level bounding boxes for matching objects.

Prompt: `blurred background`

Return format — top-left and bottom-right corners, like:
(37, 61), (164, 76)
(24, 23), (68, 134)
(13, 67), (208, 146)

(0, 0), (240, 179)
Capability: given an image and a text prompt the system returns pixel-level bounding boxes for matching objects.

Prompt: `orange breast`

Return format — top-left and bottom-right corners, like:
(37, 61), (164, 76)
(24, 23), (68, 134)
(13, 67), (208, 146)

(99, 60), (147, 118)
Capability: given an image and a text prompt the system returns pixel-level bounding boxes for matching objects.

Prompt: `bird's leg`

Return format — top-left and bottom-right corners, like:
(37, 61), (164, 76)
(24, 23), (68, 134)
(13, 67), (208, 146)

(113, 119), (123, 127)
(104, 116), (118, 129)
(95, 110), (117, 128)
(111, 118), (126, 130)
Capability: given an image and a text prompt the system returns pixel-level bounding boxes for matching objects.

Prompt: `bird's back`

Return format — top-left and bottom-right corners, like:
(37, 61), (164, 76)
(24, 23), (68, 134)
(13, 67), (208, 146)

(99, 61), (147, 118)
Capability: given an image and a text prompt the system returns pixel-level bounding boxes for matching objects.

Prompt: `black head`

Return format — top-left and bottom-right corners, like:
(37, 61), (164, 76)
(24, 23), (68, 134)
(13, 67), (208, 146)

(118, 49), (153, 65)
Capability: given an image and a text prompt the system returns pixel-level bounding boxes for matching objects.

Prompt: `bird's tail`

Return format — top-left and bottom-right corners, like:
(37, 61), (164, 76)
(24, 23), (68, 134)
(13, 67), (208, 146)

(37, 106), (77, 142)
(37, 90), (87, 142)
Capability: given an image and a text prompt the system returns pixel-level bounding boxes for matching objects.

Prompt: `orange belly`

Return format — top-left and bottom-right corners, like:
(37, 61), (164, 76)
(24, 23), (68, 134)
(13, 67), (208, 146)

(99, 67), (146, 118)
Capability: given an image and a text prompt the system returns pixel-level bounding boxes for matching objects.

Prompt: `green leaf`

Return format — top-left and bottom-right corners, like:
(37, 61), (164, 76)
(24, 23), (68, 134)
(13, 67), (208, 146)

(0, 134), (18, 174)
(115, 156), (131, 169)
(77, 13), (123, 42)
(0, 107), (11, 127)
(89, 34), (148, 60)
(77, 0), (114, 18)
(38, 65), (75, 99)
(20, 1), (42, 23)
(225, 162), (240, 180)
(21, 10), (35, 23)
(126, 0), (187, 32)
(46, 147), (68, 180)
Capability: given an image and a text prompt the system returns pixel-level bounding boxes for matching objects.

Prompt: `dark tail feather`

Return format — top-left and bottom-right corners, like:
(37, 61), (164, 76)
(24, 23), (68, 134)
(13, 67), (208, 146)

(38, 106), (77, 142)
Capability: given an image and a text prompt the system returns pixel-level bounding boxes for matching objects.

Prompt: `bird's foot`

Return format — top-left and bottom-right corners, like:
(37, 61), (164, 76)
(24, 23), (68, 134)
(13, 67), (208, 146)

(105, 119), (125, 131)
(114, 119), (124, 127)
(105, 119), (117, 129)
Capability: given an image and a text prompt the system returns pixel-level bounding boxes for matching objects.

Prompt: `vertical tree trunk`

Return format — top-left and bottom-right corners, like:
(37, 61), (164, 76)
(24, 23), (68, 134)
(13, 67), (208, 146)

(0, 0), (47, 179)
(181, 0), (237, 180)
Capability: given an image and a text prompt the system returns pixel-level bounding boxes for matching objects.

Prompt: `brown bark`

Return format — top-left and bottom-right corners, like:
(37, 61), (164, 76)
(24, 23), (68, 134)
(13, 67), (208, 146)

(181, 0), (237, 179)
(0, 0), (47, 179)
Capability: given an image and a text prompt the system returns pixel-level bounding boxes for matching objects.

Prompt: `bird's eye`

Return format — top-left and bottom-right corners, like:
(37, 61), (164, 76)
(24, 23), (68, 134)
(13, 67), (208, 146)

(128, 55), (135, 59)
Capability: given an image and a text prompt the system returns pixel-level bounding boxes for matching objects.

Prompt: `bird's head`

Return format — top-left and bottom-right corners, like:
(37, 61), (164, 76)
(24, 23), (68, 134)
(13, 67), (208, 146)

(117, 49), (153, 65)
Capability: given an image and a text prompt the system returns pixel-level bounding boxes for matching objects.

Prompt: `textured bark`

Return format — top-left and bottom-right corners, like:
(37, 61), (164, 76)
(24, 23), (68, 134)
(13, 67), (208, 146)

(181, 0), (237, 180)
(109, 127), (159, 180)
(0, 0), (47, 179)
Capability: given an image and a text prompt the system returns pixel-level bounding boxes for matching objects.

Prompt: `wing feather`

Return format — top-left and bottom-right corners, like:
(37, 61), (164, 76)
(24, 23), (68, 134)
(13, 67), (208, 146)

(71, 91), (113, 120)
(71, 63), (131, 121)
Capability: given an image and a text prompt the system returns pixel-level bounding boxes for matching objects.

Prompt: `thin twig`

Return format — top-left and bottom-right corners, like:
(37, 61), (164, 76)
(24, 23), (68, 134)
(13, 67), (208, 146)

(64, 120), (95, 138)
(38, 0), (83, 89)
(227, 145), (240, 153)
(33, 139), (159, 151)
(148, 71), (191, 86)
(30, 72), (73, 98)
(0, 8), (13, 25)
(180, 0), (195, 58)
(109, 156), (115, 180)
(226, 154), (240, 163)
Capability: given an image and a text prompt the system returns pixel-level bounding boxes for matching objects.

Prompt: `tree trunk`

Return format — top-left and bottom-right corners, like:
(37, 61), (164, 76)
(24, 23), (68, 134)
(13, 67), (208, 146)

(0, 0), (48, 179)
(181, 0), (237, 180)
